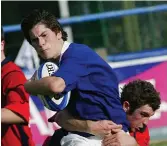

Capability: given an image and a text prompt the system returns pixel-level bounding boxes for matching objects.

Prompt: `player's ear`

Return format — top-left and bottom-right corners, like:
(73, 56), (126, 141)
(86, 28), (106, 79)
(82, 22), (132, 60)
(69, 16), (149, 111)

(123, 101), (130, 113)
(56, 31), (62, 40)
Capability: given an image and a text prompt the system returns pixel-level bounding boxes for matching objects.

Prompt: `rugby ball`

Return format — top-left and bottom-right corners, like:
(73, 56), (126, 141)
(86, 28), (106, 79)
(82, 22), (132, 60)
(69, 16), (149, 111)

(36, 62), (71, 111)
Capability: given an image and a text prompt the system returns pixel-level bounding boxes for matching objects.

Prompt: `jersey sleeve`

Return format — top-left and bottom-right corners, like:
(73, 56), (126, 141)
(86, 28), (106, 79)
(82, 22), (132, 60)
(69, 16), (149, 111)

(53, 57), (89, 94)
(3, 71), (30, 123)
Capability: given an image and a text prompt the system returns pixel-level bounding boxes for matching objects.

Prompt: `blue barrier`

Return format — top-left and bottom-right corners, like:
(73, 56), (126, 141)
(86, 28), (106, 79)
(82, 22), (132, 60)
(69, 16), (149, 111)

(3, 4), (167, 33)
(107, 48), (167, 62)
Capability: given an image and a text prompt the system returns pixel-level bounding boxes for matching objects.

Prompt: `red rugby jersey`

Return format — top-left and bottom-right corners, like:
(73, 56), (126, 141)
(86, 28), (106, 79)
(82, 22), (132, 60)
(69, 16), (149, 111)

(1, 59), (35, 146)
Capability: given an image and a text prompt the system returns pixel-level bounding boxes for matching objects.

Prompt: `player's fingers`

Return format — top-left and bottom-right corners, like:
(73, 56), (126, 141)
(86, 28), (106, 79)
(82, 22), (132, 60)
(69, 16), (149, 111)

(106, 124), (122, 130)
(104, 132), (112, 137)
(102, 136), (117, 146)
(104, 134), (116, 140)
(106, 120), (117, 125)
(103, 142), (120, 146)
(111, 129), (122, 134)
(103, 135), (116, 143)
(111, 125), (122, 133)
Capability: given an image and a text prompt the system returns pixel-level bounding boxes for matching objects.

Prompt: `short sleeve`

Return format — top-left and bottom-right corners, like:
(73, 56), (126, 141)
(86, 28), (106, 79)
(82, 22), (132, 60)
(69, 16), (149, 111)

(5, 89), (30, 123)
(3, 71), (30, 123)
(53, 57), (89, 93)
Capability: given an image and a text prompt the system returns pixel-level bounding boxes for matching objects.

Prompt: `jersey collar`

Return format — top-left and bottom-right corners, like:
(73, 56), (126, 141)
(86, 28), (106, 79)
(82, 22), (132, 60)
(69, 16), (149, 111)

(59, 41), (71, 64)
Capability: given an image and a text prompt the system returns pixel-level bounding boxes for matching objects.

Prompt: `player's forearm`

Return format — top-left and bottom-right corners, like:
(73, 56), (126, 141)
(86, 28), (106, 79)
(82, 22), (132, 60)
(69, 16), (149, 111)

(1, 108), (26, 124)
(60, 119), (89, 133)
(25, 78), (52, 96)
(24, 76), (64, 96)
(55, 110), (89, 133)
(54, 109), (122, 136)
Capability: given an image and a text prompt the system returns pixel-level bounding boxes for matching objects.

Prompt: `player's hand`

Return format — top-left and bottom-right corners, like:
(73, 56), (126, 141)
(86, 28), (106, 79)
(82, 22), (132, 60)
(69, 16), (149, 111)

(87, 120), (122, 137)
(102, 130), (138, 146)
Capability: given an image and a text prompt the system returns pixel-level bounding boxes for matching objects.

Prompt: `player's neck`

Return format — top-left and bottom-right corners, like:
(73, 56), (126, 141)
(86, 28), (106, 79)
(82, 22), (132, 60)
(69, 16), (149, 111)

(55, 39), (64, 63)
(59, 39), (64, 54)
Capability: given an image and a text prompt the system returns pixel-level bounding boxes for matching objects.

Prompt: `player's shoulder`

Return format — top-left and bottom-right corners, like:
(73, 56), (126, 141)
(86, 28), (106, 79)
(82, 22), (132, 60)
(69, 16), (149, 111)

(70, 42), (92, 52)
(67, 43), (94, 58)
(3, 61), (22, 72)
(2, 61), (26, 82)
(62, 42), (97, 63)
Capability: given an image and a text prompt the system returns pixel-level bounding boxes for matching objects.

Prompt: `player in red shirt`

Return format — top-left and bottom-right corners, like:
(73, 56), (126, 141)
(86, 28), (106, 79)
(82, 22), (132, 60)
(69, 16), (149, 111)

(97, 80), (160, 146)
(48, 80), (160, 146)
(1, 27), (35, 146)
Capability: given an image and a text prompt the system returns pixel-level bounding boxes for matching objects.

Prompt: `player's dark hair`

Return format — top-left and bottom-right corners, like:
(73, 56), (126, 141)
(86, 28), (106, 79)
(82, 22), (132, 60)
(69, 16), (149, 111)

(121, 79), (161, 114)
(21, 9), (68, 44)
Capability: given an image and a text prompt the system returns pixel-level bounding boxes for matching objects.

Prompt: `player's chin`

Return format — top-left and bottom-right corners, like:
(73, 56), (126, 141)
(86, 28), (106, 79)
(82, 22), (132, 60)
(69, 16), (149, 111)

(42, 55), (53, 60)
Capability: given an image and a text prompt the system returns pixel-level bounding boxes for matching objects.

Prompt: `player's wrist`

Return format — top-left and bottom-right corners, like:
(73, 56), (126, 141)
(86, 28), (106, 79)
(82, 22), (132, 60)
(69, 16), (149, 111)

(86, 120), (95, 135)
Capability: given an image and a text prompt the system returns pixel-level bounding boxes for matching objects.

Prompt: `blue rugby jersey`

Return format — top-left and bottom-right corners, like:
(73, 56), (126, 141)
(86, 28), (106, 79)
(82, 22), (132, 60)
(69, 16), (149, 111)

(53, 42), (129, 133)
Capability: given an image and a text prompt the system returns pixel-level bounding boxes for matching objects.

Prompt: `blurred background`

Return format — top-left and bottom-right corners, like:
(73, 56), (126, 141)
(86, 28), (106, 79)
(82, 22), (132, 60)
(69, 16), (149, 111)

(2, 1), (167, 146)
(2, 1), (167, 59)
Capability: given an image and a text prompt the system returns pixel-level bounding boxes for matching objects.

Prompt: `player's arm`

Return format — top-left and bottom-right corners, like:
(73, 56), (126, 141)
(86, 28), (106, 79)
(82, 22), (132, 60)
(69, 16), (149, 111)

(24, 71), (65, 96)
(2, 72), (30, 125)
(1, 89), (29, 125)
(1, 108), (25, 124)
(48, 108), (122, 137)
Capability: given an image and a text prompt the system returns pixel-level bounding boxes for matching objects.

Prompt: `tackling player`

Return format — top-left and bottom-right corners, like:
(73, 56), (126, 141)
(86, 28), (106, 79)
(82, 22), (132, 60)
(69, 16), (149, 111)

(49, 80), (160, 146)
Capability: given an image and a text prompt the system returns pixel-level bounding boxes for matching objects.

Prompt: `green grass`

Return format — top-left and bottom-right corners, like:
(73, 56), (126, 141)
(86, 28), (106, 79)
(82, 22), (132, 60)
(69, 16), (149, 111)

(150, 141), (167, 146)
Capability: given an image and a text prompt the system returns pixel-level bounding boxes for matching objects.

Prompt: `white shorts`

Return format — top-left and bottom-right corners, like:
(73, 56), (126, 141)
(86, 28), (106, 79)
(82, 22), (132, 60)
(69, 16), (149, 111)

(60, 133), (102, 146)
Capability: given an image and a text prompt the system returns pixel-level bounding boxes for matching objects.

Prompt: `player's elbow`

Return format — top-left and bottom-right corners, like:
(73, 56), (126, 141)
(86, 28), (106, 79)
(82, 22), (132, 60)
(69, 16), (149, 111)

(49, 77), (66, 93)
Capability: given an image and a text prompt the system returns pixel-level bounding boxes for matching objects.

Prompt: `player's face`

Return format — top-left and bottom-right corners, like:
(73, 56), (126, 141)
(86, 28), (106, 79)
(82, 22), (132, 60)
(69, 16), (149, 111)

(1, 40), (5, 51)
(1, 40), (5, 61)
(29, 23), (63, 60)
(127, 104), (155, 131)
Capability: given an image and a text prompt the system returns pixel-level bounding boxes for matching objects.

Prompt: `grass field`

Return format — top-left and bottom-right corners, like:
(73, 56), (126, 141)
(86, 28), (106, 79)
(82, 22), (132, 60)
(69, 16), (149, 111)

(150, 141), (167, 146)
